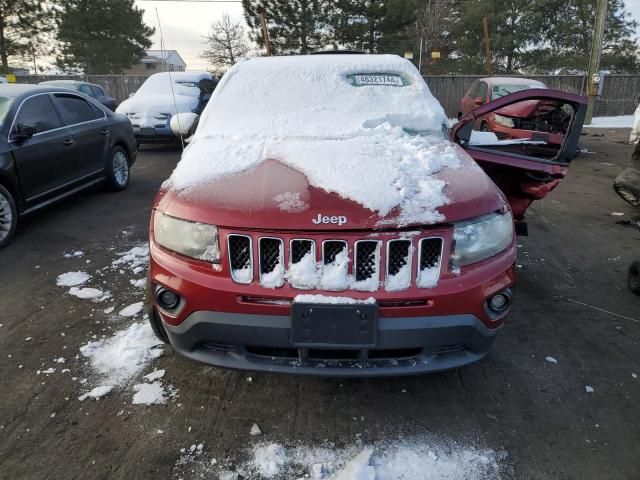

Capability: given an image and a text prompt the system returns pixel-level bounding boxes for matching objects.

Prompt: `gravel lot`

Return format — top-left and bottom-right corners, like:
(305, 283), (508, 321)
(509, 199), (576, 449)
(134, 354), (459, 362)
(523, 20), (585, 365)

(1, 132), (639, 480)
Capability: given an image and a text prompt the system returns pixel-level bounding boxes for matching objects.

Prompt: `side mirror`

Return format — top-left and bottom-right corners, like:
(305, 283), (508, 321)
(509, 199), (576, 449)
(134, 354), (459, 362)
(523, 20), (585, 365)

(170, 112), (199, 137)
(13, 123), (37, 141)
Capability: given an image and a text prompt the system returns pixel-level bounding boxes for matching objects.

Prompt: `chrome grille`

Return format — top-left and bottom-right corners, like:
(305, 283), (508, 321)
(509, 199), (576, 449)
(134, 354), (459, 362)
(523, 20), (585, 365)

(323, 240), (347, 265)
(259, 237), (283, 275)
(228, 235), (252, 283)
(226, 234), (445, 290)
(387, 240), (411, 276)
(355, 241), (380, 282)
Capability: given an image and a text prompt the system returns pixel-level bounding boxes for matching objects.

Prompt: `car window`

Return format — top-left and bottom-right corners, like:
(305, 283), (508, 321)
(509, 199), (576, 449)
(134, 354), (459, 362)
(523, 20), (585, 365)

(467, 81), (479, 98)
(477, 81), (488, 100)
(54, 94), (101, 125)
(0, 96), (14, 128)
(90, 86), (104, 97)
(78, 84), (93, 96)
(492, 83), (546, 99)
(14, 94), (62, 134)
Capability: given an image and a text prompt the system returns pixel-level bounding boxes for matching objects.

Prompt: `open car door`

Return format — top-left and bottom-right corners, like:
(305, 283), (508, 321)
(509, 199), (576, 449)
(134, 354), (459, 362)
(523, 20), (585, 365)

(451, 89), (587, 225)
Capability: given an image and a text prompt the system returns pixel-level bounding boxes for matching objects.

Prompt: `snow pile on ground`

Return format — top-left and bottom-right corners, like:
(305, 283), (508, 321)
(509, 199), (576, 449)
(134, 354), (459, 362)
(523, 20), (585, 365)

(56, 271), (91, 287)
(68, 287), (110, 301)
(187, 438), (505, 480)
(118, 301), (144, 317)
(585, 115), (634, 128)
(112, 245), (149, 274)
(78, 385), (113, 401)
(132, 382), (167, 405)
(168, 55), (465, 226)
(79, 322), (164, 385)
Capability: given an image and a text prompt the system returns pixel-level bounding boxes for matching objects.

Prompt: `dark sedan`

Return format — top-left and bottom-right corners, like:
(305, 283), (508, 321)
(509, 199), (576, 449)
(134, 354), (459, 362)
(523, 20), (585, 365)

(39, 80), (118, 111)
(0, 84), (137, 248)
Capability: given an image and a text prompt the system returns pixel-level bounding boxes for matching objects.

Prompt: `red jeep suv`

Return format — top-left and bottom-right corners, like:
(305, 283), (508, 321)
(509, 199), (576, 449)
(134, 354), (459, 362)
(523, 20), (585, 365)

(147, 55), (586, 376)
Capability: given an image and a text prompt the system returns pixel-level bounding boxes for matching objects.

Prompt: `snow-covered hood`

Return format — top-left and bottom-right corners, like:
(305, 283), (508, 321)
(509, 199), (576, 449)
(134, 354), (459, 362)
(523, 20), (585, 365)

(156, 139), (504, 231)
(116, 94), (198, 127)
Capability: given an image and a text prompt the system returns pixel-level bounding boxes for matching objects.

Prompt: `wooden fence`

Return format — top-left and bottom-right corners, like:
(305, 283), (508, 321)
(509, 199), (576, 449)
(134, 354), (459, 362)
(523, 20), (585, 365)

(17, 73), (640, 118)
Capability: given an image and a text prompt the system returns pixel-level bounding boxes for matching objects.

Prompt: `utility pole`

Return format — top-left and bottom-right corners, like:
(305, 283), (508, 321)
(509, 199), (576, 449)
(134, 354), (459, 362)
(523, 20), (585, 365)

(482, 16), (493, 76)
(585, 0), (608, 124)
(259, 12), (272, 56)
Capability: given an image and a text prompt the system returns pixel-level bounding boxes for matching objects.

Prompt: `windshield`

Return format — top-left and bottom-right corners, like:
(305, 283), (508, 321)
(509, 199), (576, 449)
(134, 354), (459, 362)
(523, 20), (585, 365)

(492, 83), (546, 99)
(0, 97), (14, 127)
(197, 55), (448, 139)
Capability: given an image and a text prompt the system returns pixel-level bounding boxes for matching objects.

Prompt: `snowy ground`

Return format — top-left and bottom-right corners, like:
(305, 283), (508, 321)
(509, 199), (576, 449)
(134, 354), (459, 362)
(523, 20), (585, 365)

(1, 141), (639, 479)
(585, 115), (634, 129)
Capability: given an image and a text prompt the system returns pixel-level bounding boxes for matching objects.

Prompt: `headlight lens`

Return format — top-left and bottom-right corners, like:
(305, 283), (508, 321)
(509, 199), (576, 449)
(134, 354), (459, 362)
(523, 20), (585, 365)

(154, 211), (220, 263)
(451, 212), (513, 267)
(493, 114), (515, 128)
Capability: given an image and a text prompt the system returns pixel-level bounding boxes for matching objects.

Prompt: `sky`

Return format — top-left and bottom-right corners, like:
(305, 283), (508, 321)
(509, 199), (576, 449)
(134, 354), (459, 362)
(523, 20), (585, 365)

(136, 0), (245, 71)
(135, 0), (640, 71)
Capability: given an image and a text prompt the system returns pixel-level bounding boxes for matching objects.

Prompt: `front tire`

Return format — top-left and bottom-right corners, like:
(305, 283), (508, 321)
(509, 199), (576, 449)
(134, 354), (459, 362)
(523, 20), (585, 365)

(628, 261), (640, 296)
(105, 146), (130, 191)
(149, 307), (170, 344)
(0, 184), (17, 249)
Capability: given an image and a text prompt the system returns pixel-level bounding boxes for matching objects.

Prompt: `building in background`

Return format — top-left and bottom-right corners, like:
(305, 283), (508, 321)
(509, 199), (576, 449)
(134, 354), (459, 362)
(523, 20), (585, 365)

(123, 49), (186, 75)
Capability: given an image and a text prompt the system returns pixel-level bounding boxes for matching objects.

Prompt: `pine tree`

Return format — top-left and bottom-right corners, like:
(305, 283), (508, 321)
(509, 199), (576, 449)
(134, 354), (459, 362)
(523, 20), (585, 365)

(242, 0), (332, 54)
(201, 13), (251, 75)
(0, 0), (56, 73)
(330, 0), (417, 54)
(56, 0), (154, 74)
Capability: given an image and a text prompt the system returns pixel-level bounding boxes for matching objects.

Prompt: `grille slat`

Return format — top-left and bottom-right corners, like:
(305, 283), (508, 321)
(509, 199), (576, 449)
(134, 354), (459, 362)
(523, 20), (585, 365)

(417, 238), (443, 288)
(228, 235), (252, 284)
(291, 239), (314, 264)
(323, 240), (347, 265)
(387, 240), (411, 276)
(355, 241), (380, 282)
(259, 238), (283, 274)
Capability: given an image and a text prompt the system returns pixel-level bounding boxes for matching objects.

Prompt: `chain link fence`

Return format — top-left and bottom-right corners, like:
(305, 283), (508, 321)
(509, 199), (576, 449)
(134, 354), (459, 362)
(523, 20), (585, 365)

(16, 73), (640, 119)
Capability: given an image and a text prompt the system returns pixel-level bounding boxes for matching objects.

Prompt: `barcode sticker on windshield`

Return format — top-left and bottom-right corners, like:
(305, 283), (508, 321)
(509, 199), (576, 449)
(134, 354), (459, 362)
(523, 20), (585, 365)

(351, 74), (405, 87)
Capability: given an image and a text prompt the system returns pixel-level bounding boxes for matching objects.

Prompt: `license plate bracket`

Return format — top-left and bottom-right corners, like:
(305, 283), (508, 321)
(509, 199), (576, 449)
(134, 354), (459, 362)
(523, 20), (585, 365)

(139, 127), (155, 136)
(290, 303), (378, 348)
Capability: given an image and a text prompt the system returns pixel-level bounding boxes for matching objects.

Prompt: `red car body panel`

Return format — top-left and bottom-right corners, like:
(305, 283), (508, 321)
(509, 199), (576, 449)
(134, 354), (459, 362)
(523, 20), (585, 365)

(158, 152), (504, 231)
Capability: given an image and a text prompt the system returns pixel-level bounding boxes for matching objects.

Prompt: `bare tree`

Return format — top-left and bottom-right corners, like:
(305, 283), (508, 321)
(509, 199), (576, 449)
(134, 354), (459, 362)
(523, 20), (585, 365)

(414, 0), (458, 73)
(201, 13), (252, 75)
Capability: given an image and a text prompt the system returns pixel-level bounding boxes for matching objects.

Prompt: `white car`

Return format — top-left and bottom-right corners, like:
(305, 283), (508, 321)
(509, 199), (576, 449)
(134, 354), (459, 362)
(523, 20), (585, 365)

(630, 102), (640, 144)
(116, 71), (216, 143)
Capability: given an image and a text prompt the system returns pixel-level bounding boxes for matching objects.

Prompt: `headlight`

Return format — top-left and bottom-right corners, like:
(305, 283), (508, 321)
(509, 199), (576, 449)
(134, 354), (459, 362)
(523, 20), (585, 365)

(493, 114), (515, 128)
(451, 212), (513, 267)
(154, 211), (220, 263)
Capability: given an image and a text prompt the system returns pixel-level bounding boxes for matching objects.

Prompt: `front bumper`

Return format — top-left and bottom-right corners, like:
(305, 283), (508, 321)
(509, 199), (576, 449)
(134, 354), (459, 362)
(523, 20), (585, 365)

(158, 309), (500, 376)
(133, 125), (176, 142)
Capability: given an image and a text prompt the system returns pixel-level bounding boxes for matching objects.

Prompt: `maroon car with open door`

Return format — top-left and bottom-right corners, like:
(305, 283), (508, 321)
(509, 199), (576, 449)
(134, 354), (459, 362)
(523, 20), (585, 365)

(147, 55), (586, 376)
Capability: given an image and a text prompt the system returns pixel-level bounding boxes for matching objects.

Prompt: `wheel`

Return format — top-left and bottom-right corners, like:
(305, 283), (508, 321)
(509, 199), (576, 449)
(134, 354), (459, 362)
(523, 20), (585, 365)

(105, 146), (130, 191)
(148, 306), (170, 344)
(0, 184), (17, 249)
(457, 111), (462, 120)
(628, 261), (640, 296)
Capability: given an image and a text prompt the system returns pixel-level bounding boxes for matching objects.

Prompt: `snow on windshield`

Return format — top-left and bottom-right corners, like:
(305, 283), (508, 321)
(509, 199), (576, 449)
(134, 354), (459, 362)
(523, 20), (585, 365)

(169, 55), (465, 226)
(197, 54), (446, 137)
(136, 72), (209, 98)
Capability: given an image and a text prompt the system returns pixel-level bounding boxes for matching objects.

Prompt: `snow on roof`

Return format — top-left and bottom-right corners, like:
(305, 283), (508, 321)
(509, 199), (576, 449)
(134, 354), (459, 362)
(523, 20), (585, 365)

(135, 71), (212, 97)
(169, 55), (463, 225)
